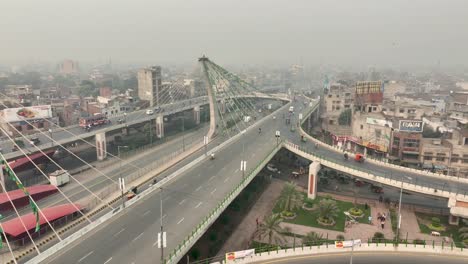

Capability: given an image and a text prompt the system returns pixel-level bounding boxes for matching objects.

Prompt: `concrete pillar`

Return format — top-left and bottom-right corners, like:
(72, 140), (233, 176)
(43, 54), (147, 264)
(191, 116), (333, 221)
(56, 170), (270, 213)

(121, 127), (129, 136)
(95, 132), (107, 161)
(193, 106), (200, 125)
(155, 115), (164, 139)
(307, 162), (321, 199)
(448, 214), (459, 226)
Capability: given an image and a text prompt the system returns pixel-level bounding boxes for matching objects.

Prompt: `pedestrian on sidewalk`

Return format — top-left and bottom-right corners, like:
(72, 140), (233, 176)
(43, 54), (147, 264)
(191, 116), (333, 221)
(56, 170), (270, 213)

(379, 195), (383, 203)
(368, 215), (372, 224)
(381, 220), (385, 229)
(256, 218), (259, 227)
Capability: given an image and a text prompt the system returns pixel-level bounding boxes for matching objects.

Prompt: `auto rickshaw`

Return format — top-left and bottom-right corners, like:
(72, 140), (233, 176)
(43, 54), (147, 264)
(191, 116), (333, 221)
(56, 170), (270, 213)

(354, 153), (365, 163)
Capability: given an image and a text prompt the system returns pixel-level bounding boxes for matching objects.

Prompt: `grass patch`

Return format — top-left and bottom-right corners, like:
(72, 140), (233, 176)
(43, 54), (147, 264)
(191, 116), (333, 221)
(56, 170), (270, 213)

(389, 208), (398, 234)
(250, 241), (281, 253)
(273, 195), (370, 232)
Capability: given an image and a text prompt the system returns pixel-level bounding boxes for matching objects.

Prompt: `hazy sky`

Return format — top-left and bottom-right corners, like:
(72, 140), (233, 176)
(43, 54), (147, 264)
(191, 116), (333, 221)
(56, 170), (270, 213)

(1, 0), (468, 67)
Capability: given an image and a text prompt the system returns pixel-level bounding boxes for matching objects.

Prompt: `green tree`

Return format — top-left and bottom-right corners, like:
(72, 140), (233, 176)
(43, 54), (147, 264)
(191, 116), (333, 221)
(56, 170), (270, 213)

(78, 80), (98, 97)
(302, 231), (323, 246)
(277, 182), (303, 212)
(422, 125), (442, 138)
(338, 109), (352, 126)
(255, 214), (285, 245)
(318, 199), (339, 223)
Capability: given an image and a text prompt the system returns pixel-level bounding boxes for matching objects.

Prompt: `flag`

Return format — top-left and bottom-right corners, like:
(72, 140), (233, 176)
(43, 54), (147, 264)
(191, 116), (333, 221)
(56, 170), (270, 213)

(0, 227), (3, 249)
(30, 198), (40, 232)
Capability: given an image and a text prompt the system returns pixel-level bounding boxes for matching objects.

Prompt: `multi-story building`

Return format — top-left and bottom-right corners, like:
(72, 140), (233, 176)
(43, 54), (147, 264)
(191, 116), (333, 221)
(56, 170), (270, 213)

(322, 83), (353, 126)
(382, 99), (431, 120)
(350, 112), (392, 157)
(137, 66), (163, 107)
(446, 91), (468, 121)
(59, 60), (79, 75)
(354, 81), (384, 113)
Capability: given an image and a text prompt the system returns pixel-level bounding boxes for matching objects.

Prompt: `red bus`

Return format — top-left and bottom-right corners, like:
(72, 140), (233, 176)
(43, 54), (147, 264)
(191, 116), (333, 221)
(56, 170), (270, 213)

(79, 114), (109, 128)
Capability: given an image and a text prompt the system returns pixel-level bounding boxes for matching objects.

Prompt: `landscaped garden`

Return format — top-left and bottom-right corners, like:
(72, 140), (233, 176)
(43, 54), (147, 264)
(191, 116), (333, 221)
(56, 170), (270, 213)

(416, 213), (468, 247)
(272, 183), (370, 231)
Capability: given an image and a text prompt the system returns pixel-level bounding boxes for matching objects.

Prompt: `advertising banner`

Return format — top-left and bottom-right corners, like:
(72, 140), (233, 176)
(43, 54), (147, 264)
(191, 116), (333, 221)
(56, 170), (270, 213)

(399, 120), (423, 132)
(335, 239), (361, 248)
(0, 105), (52, 122)
(226, 249), (255, 261)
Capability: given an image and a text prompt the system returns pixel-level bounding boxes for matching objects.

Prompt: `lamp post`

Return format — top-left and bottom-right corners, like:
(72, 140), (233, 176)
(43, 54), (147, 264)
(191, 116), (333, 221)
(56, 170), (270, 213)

(275, 130), (280, 146)
(204, 136), (208, 156)
(123, 112), (127, 123)
(118, 145), (129, 208)
(48, 129), (53, 147)
(117, 145), (129, 175)
(396, 181), (403, 244)
(182, 116), (185, 151)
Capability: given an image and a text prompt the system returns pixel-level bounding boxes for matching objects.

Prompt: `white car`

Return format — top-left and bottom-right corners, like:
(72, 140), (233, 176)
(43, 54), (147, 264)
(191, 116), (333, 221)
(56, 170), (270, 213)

(266, 163), (278, 172)
(146, 109), (154, 115)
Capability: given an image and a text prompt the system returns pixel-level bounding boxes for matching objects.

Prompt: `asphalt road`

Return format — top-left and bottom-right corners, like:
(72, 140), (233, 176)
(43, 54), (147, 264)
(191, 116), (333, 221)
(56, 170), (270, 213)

(250, 252), (468, 264)
(42, 99), (468, 264)
(1, 97), (208, 158)
(1, 125), (209, 221)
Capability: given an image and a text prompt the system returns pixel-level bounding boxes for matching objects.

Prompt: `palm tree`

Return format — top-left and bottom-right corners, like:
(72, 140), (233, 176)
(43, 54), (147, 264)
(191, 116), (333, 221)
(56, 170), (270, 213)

(302, 231), (323, 246)
(318, 199), (339, 223)
(255, 214), (286, 245)
(277, 182), (303, 212)
(460, 227), (468, 240)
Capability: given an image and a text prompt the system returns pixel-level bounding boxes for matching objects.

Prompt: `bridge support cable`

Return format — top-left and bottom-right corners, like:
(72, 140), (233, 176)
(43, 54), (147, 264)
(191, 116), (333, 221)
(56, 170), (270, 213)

(0, 117), (116, 212)
(0, 126), (92, 224)
(0, 93), (148, 173)
(0, 222), (18, 264)
(201, 61), (231, 137)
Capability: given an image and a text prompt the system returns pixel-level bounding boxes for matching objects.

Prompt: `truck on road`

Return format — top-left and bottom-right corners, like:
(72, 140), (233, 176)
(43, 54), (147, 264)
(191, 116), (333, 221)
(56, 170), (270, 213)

(49, 170), (70, 187)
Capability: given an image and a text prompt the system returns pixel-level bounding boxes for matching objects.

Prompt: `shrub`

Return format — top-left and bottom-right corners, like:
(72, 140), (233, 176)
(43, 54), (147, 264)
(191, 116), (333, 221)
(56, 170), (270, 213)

(304, 198), (314, 207)
(349, 208), (363, 217)
(372, 232), (385, 242)
(281, 211), (295, 217)
(209, 232), (217, 242)
(431, 217), (441, 227)
(336, 234), (345, 240)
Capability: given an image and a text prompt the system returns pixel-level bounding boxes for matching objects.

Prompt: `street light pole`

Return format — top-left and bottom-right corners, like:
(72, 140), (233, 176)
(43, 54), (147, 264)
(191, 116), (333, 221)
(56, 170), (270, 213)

(160, 187), (164, 263)
(396, 181), (403, 243)
(275, 130), (280, 146)
(182, 116), (185, 151)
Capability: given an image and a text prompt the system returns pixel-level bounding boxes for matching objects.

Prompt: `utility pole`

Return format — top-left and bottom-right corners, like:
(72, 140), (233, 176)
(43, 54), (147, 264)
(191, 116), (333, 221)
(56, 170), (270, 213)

(119, 177), (125, 209)
(149, 119), (153, 145)
(48, 129), (53, 147)
(275, 130), (280, 146)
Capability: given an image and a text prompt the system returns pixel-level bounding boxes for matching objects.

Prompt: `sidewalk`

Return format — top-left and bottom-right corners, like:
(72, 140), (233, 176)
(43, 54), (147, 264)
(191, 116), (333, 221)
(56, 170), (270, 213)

(217, 179), (285, 254)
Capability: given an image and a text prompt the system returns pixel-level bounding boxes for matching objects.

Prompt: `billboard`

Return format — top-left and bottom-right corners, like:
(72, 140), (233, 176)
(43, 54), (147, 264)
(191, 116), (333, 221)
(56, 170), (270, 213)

(0, 105), (52, 123)
(355, 81), (384, 104)
(399, 120), (424, 133)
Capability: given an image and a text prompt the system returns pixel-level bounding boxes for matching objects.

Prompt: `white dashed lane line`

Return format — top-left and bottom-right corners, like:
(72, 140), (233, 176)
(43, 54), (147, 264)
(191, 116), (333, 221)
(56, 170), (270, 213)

(177, 218), (185, 225)
(195, 202), (203, 208)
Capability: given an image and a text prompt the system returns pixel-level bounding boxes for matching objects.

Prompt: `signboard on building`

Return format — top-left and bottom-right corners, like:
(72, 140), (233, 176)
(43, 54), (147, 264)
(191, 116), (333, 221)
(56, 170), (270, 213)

(366, 117), (392, 128)
(0, 105), (52, 123)
(399, 120), (424, 133)
(335, 239), (361, 249)
(355, 81), (384, 104)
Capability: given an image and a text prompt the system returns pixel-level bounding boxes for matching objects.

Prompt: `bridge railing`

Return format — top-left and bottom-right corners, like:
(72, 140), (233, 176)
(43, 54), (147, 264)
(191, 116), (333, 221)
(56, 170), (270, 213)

(223, 238), (468, 264)
(165, 141), (284, 264)
(283, 141), (468, 200)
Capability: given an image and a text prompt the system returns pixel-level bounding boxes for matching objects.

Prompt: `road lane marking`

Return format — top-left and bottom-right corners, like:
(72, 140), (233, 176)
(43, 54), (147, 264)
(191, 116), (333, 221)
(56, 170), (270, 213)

(211, 188), (217, 195)
(104, 257), (113, 264)
(179, 199), (186, 205)
(153, 241), (158, 247)
(177, 218), (185, 225)
(224, 177), (230, 183)
(208, 175), (215, 182)
(143, 210), (151, 216)
(78, 251), (94, 263)
(132, 232), (144, 243)
(234, 169), (239, 173)
(195, 186), (202, 192)
(163, 214), (167, 219)
(113, 228), (125, 237)
(163, 196), (170, 201)
(195, 202), (203, 208)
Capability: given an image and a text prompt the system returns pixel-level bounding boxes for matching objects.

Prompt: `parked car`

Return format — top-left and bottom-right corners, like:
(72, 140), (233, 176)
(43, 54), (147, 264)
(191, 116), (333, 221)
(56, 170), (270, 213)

(30, 137), (40, 145)
(146, 109), (154, 115)
(266, 163), (278, 172)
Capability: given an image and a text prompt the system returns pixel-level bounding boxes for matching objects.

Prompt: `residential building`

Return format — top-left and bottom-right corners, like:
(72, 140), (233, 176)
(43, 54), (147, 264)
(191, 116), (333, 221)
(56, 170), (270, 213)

(354, 81), (384, 113)
(350, 112), (392, 157)
(137, 66), (163, 107)
(99, 87), (112, 98)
